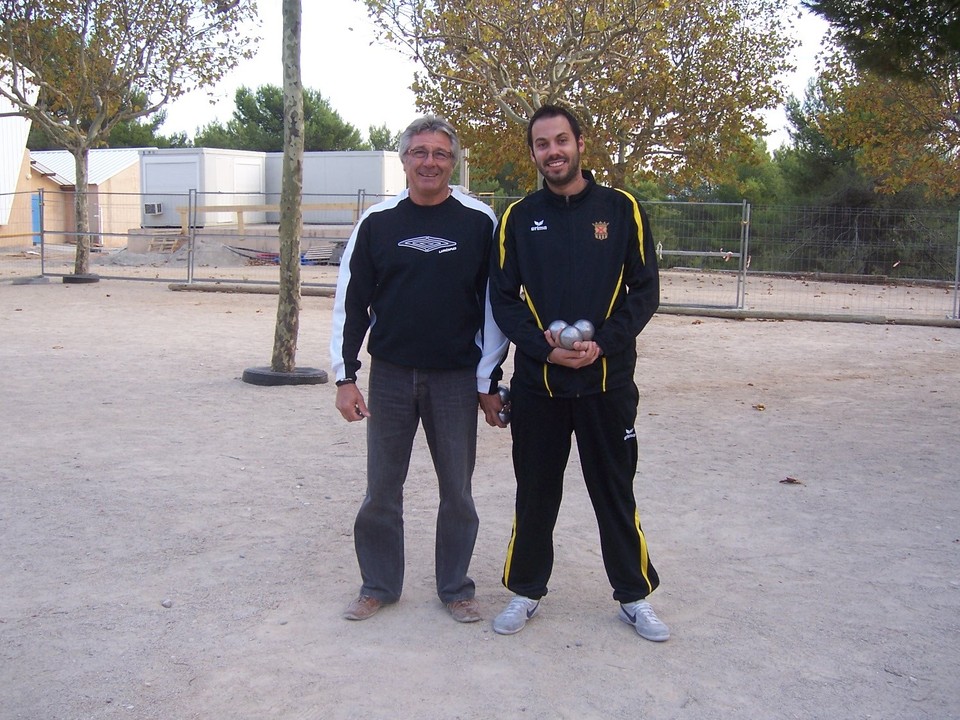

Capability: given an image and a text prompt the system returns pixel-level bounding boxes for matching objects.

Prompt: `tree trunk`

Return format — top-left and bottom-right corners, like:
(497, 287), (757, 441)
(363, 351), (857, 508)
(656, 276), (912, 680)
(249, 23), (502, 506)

(271, 0), (304, 373)
(71, 147), (91, 275)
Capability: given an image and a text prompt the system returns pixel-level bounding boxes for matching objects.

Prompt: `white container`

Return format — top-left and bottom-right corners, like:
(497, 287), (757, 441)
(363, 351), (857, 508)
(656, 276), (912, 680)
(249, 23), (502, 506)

(139, 148), (266, 228)
(264, 151), (405, 224)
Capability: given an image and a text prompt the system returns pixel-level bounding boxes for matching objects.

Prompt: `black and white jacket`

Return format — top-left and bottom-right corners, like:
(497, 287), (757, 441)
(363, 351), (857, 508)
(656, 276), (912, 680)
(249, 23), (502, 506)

(331, 187), (508, 393)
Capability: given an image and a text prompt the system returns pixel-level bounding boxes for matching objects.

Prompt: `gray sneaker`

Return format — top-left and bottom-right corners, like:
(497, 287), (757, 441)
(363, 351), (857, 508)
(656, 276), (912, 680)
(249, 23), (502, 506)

(493, 595), (540, 635)
(619, 600), (670, 642)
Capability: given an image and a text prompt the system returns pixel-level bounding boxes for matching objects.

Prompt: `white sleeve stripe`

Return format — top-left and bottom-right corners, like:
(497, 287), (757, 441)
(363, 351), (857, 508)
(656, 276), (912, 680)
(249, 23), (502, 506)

(329, 191), (408, 382)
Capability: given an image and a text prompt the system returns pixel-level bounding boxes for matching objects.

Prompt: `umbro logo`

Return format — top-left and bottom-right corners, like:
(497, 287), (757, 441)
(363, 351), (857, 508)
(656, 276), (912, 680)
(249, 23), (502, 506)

(624, 427), (637, 441)
(530, 220), (548, 232)
(399, 236), (458, 253)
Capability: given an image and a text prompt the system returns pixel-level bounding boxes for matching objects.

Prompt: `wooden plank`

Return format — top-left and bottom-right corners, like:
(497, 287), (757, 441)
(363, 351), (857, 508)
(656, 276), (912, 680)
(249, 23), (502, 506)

(175, 201), (376, 233)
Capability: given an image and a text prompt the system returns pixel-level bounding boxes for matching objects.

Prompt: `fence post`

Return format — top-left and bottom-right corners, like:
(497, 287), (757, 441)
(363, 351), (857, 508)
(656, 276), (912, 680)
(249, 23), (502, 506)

(187, 189), (197, 284)
(38, 189), (46, 277)
(952, 209), (959, 320)
(737, 199), (751, 310)
(355, 189), (366, 223)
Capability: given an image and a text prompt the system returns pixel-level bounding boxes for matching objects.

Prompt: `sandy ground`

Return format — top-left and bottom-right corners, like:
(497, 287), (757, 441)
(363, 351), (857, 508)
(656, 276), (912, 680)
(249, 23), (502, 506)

(1, 279), (958, 720)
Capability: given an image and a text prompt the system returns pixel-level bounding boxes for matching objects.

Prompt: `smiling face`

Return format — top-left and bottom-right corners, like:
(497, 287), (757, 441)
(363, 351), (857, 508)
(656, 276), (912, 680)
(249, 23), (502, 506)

(529, 114), (586, 195)
(401, 130), (456, 206)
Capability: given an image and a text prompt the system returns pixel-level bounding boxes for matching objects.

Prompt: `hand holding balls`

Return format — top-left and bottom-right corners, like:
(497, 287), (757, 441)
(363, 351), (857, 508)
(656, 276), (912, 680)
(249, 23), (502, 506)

(497, 385), (511, 424)
(548, 319), (596, 349)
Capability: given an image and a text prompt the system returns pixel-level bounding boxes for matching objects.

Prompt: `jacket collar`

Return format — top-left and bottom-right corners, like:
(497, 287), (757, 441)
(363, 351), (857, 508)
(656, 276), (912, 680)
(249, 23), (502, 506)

(542, 169), (596, 206)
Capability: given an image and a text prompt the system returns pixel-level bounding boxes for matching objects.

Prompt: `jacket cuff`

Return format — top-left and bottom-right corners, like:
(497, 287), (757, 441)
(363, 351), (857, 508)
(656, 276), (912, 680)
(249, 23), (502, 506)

(477, 378), (498, 394)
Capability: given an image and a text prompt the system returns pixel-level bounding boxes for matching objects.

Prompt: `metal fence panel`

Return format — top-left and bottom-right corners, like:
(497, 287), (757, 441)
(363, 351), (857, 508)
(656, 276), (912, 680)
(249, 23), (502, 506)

(743, 205), (959, 320)
(3, 190), (958, 323)
(645, 200), (748, 310)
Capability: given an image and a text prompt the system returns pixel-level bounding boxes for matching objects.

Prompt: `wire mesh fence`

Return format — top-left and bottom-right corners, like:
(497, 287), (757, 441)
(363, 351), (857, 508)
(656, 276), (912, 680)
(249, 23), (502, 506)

(2, 190), (958, 323)
(743, 205), (959, 320)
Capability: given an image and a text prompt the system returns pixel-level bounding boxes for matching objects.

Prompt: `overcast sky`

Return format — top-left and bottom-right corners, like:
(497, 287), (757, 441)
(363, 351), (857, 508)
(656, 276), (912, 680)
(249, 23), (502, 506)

(162, 0), (830, 150)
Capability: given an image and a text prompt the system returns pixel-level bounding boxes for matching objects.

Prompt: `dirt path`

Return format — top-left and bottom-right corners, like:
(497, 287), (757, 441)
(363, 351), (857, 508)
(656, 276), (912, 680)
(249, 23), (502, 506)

(2, 280), (958, 719)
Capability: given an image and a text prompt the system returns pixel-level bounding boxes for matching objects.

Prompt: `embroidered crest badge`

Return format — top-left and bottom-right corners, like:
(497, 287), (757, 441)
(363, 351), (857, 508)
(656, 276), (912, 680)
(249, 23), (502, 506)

(593, 221), (609, 240)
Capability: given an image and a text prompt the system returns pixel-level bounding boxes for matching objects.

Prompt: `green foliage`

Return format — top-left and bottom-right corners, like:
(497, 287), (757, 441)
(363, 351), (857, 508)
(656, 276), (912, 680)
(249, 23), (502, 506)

(194, 85), (368, 152)
(106, 114), (190, 149)
(670, 137), (787, 205)
(367, 123), (400, 151)
(772, 87), (860, 203)
(803, 0), (960, 79)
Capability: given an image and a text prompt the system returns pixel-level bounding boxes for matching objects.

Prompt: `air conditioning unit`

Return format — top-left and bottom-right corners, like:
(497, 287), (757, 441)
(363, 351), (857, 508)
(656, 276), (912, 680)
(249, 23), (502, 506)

(144, 202), (163, 215)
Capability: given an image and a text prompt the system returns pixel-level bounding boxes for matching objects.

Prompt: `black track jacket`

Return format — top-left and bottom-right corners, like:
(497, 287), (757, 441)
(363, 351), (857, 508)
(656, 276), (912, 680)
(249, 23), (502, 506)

(490, 171), (659, 398)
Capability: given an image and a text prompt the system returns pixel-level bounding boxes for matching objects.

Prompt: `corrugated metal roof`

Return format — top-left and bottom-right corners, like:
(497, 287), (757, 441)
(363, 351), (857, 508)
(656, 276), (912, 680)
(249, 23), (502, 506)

(30, 147), (154, 186)
(29, 158), (71, 185)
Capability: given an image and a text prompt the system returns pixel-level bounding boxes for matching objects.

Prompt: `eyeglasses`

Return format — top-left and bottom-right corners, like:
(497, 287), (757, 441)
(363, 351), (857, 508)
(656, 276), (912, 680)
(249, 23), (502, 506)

(405, 147), (455, 163)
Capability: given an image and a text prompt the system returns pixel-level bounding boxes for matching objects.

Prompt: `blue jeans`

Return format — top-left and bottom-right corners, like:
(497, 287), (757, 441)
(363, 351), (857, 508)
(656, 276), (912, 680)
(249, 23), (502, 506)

(354, 358), (480, 604)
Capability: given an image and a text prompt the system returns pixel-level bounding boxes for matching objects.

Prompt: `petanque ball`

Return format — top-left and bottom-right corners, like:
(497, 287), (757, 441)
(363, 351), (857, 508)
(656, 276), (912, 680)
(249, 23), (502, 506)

(547, 319), (569, 342)
(558, 325), (584, 349)
(573, 319), (595, 341)
(496, 385), (512, 424)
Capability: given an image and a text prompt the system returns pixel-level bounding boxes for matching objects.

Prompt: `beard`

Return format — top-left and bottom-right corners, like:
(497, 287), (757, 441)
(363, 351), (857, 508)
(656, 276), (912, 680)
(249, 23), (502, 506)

(537, 149), (582, 189)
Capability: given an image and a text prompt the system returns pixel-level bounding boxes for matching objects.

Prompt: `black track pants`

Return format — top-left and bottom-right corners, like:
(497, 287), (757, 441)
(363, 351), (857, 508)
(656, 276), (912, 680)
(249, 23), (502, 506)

(501, 384), (660, 603)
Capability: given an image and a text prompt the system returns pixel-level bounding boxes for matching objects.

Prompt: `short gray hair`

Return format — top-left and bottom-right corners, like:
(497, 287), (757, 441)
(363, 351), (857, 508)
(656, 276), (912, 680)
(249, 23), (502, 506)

(398, 115), (460, 160)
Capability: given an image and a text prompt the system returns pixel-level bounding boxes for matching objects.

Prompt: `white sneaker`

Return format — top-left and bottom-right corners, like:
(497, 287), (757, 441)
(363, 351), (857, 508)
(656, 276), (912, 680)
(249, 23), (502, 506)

(493, 595), (540, 635)
(619, 600), (670, 642)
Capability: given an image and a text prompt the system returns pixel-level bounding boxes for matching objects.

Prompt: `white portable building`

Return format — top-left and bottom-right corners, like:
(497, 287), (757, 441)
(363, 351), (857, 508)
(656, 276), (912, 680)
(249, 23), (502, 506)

(139, 148), (266, 228)
(264, 151), (405, 224)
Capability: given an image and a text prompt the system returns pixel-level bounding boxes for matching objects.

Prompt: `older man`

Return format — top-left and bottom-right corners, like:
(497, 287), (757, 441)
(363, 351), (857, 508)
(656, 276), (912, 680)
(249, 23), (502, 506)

(330, 116), (508, 623)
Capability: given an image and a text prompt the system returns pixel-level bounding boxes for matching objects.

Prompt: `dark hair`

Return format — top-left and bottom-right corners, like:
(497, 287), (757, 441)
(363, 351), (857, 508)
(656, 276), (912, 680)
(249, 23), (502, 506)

(526, 104), (583, 149)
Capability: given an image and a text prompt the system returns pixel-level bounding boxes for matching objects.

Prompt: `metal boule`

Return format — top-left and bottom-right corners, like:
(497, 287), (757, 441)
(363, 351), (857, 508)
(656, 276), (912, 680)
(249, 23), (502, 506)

(496, 385), (511, 424)
(558, 325), (584, 349)
(547, 319), (568, 342)
(573, 319), (595, 341)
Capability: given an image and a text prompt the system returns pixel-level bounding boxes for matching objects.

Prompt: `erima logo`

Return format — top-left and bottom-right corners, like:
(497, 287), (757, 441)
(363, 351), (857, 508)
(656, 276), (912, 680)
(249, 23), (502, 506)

(530, 220), (548, 232)
(399, 236), (458, 253)
(624, 427), (637, 441)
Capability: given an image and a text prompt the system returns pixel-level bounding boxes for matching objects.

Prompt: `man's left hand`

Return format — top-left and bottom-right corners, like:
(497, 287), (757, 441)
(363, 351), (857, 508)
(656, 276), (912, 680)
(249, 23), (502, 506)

(479, 392), (507, 428)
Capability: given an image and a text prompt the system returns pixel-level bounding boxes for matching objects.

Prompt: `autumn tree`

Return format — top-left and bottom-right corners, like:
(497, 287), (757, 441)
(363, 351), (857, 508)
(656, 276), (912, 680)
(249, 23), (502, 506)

(194, 84), (367, 151)
(814, 51), (960, 198)
(27, 91), (189, 149)
(0, 0), (258, 277)
(363, 0), (797, 189)
(685, 137), (787, 205)
(799, 0), (960, 199)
